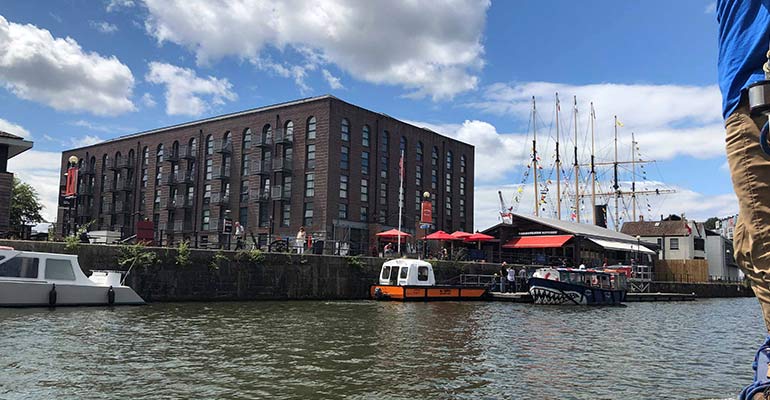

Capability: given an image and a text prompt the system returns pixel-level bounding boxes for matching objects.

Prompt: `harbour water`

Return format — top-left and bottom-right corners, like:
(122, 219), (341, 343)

(0, 298), (764, 399)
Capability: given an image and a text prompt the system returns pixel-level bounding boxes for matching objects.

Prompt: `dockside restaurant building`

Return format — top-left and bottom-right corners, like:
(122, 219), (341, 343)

(56, 95), (474, 253)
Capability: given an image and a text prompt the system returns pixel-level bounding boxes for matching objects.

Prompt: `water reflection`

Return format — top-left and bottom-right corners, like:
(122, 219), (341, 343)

(0, 299), (764, 399)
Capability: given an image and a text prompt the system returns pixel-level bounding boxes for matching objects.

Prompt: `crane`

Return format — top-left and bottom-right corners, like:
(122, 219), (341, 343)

(498, 190), (513, 224)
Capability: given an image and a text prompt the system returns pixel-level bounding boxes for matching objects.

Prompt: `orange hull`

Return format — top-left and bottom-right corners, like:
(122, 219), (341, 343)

(370, 285), (488, 301)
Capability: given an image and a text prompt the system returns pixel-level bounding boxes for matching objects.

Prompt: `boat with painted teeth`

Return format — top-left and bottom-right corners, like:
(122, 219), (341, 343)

(0, 247), (145, 307)
(528, 267), (628, 305)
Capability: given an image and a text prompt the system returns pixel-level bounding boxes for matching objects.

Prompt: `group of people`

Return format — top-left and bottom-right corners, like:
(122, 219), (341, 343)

(498, 262), (529, 293)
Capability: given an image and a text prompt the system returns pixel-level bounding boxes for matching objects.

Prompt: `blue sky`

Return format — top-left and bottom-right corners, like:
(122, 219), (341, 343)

(0, 0), (730, 230)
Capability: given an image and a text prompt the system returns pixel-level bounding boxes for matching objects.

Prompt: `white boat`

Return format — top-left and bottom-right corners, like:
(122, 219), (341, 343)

(0, 247), (145, 307)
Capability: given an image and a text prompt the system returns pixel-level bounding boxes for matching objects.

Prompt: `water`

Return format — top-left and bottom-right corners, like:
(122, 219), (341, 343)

(0, 298), (764, 399)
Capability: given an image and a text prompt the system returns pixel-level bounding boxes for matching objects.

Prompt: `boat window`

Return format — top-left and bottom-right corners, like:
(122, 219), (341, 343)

(381, 266), (391, 280)
(45, 259), (76, 281)
(417, 266), (429, 281)
(400, 266), (409, 279)
(0, 256), (39, 278)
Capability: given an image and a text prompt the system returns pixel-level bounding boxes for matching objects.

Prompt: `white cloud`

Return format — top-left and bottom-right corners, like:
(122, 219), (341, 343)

(0, 15), (135, 115)
(0, 117), (31, 138)
(89, 21), (118, 34)
(141, 92), (156, 108)
(7, 150), (62, 223)
(71, 119), (135, 134)
(106, 0), (135, 12)
(70, 135), (104, 148)
(705, 2), (716, 14)
(322, 69), (343, 90)
(145, 61), (237, 116)
(143, 0), (488, 99)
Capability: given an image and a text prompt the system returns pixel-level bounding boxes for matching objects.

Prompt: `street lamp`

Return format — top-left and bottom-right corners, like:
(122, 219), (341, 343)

(422, 191), (431, 259)
(635, 235), (641, 265)
(68, 156), (79, 236)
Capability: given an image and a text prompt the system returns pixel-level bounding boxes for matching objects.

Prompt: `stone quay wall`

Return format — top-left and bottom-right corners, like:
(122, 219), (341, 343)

(0, 240), (753, 302)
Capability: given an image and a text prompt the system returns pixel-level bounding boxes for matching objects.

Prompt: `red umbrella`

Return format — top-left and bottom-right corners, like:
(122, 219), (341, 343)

(450, 231), (472, 239)
(424, 230), (458, 241)
(464, 232), (495, 250)
(376, 229), (412, 242)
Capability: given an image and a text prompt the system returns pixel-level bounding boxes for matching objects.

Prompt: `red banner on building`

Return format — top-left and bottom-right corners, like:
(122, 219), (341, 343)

(420, 201), (432, 224)
(64, 167), (78, 197)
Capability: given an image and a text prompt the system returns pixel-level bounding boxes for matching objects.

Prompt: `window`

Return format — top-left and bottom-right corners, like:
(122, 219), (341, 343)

(341, 118), (350, 141)
(261, 124), (271, 144)
(142, 147), (149, 166)
(285, 121), (294, 141)
(460, 198), (465, 218)
(306, 144), (316, 169)
(381, 266), (390, 280)
(400, 136), (407, 155)
(446, 151), (453, 170)
(341, 146), (349, 170)
(378, 209), (386, 224)
(340, 175), (348, 199)
(339, 203), (348, 219)
(361, 151), (369, 175)
(307, 116), (316, 140)
(657, 238), (663, 248)
(223, 131), (232, 147)
(44, 259), (75, 281)
(694, 237), (705, 251)
(418, 266), (429, 281)
(205, 159), (213, 180)
(416, 165), (422, 187)
(399, 266), (408, 279)
(305, 173), (315, 197)
(446, 173), (452, 192)
(283, 175), (292, 198)
(416, 142), (423, 162)
(239, 207), (248, 228)
(189, 138), (197, 156)
(156, 144), (164, 163)
(380, 130), (389, 152)
(431, 169), (438, 190)
(446, 196), (452, 216)
(0, 256), (38, 278)
(243, 128), (252, 150)
(670, 238), (679, 250)
(380, 154), (388, 179)
(204, 184), (211, 204)
(282, 204), (291, 226)
(360, 206), (368, 222)
(242, 153), (250, 176)
(202, 209), (210, 230)
(361, 179), (368, 202)
(460, 176), (465, 196)
(154, 189), (161, 208)
(240, 180), (249, 202)
(362, 125), (370, 147)
(379, 182), (387, 205)
(206, 135), (214, 155)
(416, 191), (421, 212)
(432, 147), (438, 167)
(304, 203), (313, 226)
(460, 155), (466, 174)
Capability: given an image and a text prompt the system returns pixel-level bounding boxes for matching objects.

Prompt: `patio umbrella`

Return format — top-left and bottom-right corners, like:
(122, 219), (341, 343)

(464, 232), (495, 249)
(375, 228), (411, 243)
(450, 231), (472, 239)
(424, 230), (461, 257)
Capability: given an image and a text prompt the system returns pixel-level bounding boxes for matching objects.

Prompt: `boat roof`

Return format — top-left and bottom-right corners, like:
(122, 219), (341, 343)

(382, 258), (432, 268)
(0, 249), (78, 261)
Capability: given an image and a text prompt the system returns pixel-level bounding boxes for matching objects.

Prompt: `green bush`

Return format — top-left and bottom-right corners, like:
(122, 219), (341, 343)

(209, 249), (229, 271)
(176, 240), (192, 267)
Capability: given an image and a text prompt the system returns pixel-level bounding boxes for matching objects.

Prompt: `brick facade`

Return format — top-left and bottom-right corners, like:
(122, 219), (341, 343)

(57, 95), (474, 254)
(0, 172), (12, 235)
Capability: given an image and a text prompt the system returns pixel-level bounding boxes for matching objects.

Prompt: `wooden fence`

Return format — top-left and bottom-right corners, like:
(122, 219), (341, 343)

(654, 259), (709, 283)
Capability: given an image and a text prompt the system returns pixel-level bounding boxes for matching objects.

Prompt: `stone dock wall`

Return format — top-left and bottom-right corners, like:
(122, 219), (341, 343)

(0, 240), (753, 302)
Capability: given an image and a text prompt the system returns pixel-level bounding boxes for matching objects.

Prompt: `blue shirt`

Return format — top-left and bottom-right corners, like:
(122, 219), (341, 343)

(717, 0), (770, 119)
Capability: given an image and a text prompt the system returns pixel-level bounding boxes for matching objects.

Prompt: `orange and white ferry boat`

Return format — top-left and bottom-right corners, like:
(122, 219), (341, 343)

(370, 259), (489, 301)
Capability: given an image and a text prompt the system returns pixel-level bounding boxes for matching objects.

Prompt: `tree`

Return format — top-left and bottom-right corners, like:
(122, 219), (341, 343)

(704, 217), (719, 230)
(10, 177), (44, 228)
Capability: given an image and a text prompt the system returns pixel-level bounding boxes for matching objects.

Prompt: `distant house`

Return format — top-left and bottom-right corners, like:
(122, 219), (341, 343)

(704, 228), (740, 281)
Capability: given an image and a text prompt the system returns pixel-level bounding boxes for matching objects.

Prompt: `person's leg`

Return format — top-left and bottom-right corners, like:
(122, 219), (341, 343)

(726, 96), (770, 332)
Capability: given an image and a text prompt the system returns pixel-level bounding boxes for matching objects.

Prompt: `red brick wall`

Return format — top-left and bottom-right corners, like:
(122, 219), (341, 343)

(0, 172), (12, 236)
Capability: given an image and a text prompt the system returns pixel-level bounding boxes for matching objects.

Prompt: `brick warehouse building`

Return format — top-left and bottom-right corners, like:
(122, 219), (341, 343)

(56, 95), (474, 254)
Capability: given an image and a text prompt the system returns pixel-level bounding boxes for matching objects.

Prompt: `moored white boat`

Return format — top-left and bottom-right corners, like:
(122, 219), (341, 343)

(0, 247), (145, 307)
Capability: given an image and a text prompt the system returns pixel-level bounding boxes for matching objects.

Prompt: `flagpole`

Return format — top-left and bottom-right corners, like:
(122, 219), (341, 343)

(555, 92), (561, 220)
(398, 150), (404, 255)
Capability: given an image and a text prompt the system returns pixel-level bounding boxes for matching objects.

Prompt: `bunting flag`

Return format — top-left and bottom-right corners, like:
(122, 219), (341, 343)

(616, 119), (624, 127)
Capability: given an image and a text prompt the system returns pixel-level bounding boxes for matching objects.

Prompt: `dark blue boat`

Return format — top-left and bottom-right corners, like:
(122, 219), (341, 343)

(528, 267), (628, 305)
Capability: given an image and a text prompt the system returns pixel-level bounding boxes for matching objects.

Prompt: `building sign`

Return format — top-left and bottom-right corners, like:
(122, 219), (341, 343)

(64, 166), (78, 198)
(223, 218), (233, 234)
(517, 230), (558, 236)
(136, 220), (154, 245)
(420, 201), (432, 224)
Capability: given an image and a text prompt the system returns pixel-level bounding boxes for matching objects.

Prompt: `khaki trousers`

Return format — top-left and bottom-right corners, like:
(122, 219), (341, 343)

(726, 96), (770, 332)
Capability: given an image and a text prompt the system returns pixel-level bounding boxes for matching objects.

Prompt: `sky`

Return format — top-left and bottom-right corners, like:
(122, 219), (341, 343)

(0, 0), (731, 231)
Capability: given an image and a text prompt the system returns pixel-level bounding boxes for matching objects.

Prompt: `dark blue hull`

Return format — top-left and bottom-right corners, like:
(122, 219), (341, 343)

(528, 277), (626, 305)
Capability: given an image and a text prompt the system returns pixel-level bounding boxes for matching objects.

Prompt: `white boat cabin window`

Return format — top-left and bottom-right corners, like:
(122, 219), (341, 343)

(0, 256), (39, 278)
(418, 266), (429, 281)
(45, 259), (76, 281)
(381, 266), (391, 280)
(399, 266), (408, 279)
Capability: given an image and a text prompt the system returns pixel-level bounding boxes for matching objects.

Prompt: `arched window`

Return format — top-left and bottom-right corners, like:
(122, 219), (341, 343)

(115, 152), (122, 167)
(262, 124), (272, 143)
(446, 150), (453, 170)
(156, 144), (164, 163)
(172, 141), (180, 157)
(307, 117), (316, 140)
(362, 125), (370, 147)
(284, 120), (294, 142)
(242, 128), (252, 150)
(223, 131), (231, 147)
(206, 135), (213, 155)
(142, 147), (149, 166)
(189, 137), (197, 156)
(128, 150), (135, 166)
(90, 156), (96, 170)
(416, 142), (423, 163)
(380, 130), (389, 153)
(341, 118), (350, 141)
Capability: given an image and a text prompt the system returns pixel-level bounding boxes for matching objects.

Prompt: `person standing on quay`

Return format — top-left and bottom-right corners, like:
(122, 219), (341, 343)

(296, 226), (306, 254)
(717, 1), (770, 398)
(506, 265), (517, 292)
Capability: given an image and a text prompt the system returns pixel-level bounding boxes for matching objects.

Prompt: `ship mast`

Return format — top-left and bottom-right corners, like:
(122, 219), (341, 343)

(532, 96), (539, 217)
(631, 131), (637, 222)
(613, 115), (620, 231)
(573, 96), (579, 223)
(555, 93), (561, 219)
(590, 102), (596, 225)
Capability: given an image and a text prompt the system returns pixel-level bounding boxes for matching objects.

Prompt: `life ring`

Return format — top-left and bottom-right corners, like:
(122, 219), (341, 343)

(48, 284), (57, 306)
(107, 286), (115, 305)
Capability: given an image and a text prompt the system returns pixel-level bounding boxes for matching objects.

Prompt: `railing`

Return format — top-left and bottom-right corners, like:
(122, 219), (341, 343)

(211, 192), (230, 205)
(212, 166), (231, 179)
(271, 186), (289, 200)
(173, 220), (194, 232)
(202, 219), (219, 232)
(174, 195), (193, 208)
(250, 189), (270, 202)
(78, 165), (96, 175)
(254, 134), (271, 148)
(214, 140), (233, 153)
(180, 171), (195, 184)
(443, 274), (497, 286)
(166, 173), (179, 185)
(273, 158), (293, 172)
(253, 160), (270, 175)
(166, 151), (180, 162)
(115, 179), (134, 192)
(181, 144), (197, 159)
(274, 128), (293, 144)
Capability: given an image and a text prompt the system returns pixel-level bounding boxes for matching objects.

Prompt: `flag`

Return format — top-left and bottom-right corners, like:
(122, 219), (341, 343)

(399, 151), (404, 179)
(616, 119), (624, 127)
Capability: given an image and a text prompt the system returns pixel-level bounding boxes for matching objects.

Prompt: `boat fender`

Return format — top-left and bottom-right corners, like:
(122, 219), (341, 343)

(107, 286), (115, 305)
(48, 284), (57, 306)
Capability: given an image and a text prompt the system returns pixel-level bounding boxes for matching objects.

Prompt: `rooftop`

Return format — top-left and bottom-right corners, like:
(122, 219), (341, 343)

(0, 130), (33, 159)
